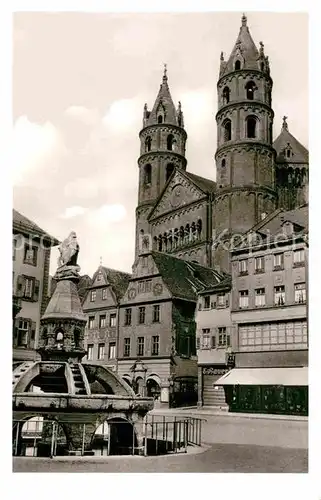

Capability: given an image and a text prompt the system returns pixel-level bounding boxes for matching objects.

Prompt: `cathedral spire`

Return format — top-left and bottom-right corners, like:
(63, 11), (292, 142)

(144, 66), (179, 126)
(220, 14), (265, 76)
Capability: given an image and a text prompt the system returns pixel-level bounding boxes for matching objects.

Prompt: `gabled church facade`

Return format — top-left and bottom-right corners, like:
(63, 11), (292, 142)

(135, 14), (309, 274)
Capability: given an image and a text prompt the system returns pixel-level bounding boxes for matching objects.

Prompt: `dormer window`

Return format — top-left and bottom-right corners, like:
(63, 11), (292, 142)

(158, 115), (163, 124)
(235, 60), (241, 70)
(286, 149), (291, 158)
(282, 221), (294, 237)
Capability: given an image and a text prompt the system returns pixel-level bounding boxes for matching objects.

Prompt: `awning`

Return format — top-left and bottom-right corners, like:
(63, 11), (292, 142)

(215, 367), (308, 386)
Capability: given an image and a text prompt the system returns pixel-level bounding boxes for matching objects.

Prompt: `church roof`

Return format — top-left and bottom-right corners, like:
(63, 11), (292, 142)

(152, 251), (226, 301)
(146, 67), (178, 126)
(220, 14), (261, 77)
(234, 205), (308, 252)
(42, 279), (87, 321)
(90, 266), (132, 300)
(183, 171), (217, 193)
(273, 117), (309, 164)
(13, 209), (60, 245)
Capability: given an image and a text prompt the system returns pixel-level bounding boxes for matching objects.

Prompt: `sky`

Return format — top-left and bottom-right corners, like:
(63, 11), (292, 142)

(12, 11), (309, 278)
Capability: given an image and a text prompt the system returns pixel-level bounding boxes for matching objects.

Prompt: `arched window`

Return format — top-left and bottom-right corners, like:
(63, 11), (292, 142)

(144, 164), (152, 185)
(167, 134), (175, 151)
(167, 232), (173, 251)
(55, 330), (64, 349)
(245, 81), (256, 100)
(197, 219), (202, 238)
(286, 149), (291, 158)
(145, 136), (152, 152)
(179, 226), (185, 246)
(163, 233), (168, 251)
(191, 222), (197, 241)
(222, 86), (230, 105)
(235, 60), (241, 70)
(158, 235), (163, 252)
(246, 116), (257, 139)
(158, 115), (163, 124)
(173, 228), (179, 249)
(184, 224), (190, 245)
(166, 163), (175, 181)
(260, 62), (265, 71)
(222, 119), (232, 142)
(222, 158), (226, 168)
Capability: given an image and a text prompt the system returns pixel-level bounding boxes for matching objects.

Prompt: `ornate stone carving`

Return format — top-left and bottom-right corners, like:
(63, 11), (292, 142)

(55, 231), (80, 280)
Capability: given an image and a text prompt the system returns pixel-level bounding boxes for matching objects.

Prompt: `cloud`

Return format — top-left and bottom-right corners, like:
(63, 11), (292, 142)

(11, 116), (61, 186)
(64, 106), (100, 126)
(86, 204), (127, 227)
(102, 98), (141, 133)
(62, 206), (87, 219)
(63, 177), (100, 200)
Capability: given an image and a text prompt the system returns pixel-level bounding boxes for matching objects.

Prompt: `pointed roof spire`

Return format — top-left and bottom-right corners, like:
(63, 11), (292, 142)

(273, 116), (309, 164)
(220, 14), (262, 77)
(282, 115), (289, 130)
(144, 65), (179, 126)
(163, 63), (167, 82)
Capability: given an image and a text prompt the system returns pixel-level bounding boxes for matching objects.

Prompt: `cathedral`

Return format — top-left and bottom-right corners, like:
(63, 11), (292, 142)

(135, 14), (309, 273)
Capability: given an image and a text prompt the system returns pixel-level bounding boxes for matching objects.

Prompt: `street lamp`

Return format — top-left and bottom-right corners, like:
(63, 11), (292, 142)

(130, 359), (147, 397)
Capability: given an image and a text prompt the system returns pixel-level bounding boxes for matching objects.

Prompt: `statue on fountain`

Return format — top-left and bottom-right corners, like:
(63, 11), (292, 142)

(55, 231), (81, 280)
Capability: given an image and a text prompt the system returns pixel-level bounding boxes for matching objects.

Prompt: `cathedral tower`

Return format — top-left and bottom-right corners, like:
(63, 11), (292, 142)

(213, 14), (277, 270)
(135, 66), (187, 257)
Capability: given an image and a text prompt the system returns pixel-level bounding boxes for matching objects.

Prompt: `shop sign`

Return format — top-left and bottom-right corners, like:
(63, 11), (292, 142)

(202, 367), (228, 376)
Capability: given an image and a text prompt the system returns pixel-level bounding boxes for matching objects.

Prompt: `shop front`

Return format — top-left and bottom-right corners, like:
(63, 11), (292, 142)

(216, 367), (308, 416)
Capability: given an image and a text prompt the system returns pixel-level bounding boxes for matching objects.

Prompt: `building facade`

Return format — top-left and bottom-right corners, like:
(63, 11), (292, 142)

(117, 245), (225, 406)
(196, 277), (233, 408)
(216, 205), (308, 415)
(12, 209), (59, 364)
(82, 266), (131, 372)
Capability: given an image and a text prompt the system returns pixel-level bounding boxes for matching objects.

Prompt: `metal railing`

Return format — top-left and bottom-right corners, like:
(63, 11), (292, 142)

(13, 416), (204, 458)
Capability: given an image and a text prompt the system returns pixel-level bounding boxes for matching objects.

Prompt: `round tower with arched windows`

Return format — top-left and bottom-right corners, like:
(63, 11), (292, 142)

(135, 66), (187, 257)
(213, 14), (277, 270)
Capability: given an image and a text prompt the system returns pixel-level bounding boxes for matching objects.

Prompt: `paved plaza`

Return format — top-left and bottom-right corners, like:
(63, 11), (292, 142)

(13, 412), (308, 473)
